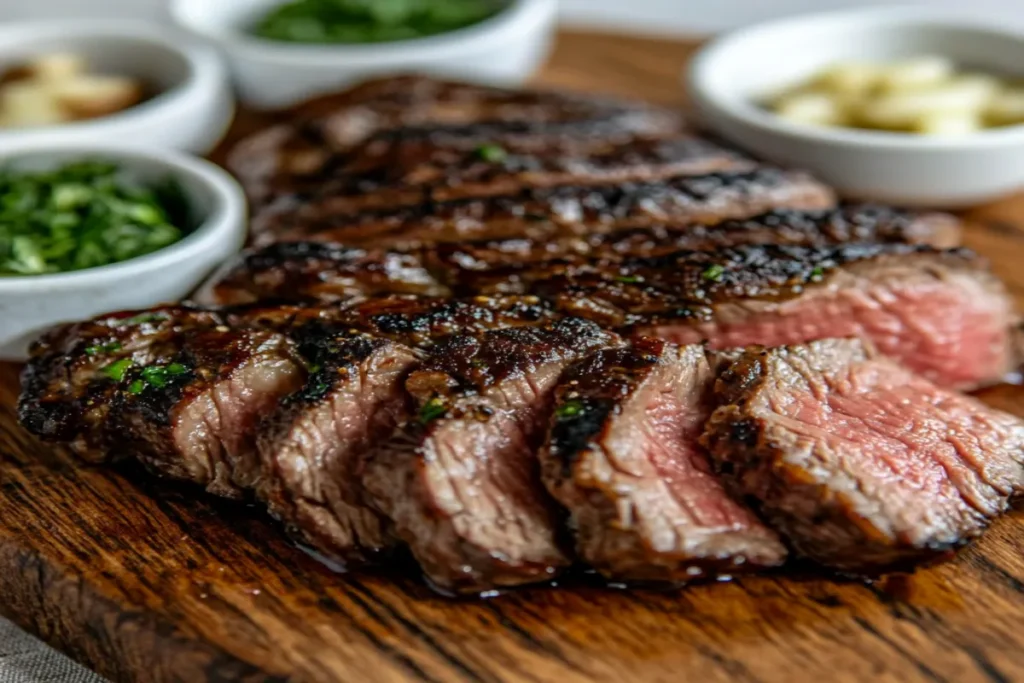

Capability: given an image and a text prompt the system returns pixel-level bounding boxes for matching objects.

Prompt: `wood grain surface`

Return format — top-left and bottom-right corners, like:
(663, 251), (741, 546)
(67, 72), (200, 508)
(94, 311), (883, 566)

(3, 30), (1024, 683)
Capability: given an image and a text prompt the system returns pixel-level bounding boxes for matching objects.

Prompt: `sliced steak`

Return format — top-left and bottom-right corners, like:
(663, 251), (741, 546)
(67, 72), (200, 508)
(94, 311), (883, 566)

(527, 244), (1019, 390)
(542, 338), (786, 582)
(701, 338), (1024, 573)
(18, 306), (224, 463)
(253, 168), (836, 248)
(110, 327), (307, 497)
(363, 318), (620, 593)
(544, 337), (782, 581)
(256, 323), (419, 564)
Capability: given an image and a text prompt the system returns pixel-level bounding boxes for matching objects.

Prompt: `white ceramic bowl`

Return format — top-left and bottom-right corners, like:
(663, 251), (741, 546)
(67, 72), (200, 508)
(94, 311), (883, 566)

(688, 8), (1024, 207)
(0, 142), (247, 360)
(0, 21), (234, 155)
(170, 0), (557, 109)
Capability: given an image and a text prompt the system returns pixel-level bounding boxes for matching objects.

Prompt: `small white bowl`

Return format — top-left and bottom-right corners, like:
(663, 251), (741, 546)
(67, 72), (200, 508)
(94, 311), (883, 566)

(0, 142), (247, 360)
(170, 0), (557, 109)
(0, 20), (234, 155)
(688, 8), (1024, 207)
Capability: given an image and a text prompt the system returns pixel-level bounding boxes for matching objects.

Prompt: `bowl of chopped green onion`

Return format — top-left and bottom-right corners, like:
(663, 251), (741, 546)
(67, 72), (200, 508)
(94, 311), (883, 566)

(171, 0), (556, 108)
(0, 141), (246, 359)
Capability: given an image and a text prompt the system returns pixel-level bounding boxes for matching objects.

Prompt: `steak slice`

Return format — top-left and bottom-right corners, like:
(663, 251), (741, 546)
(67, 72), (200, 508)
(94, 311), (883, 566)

(18, 306), (224, 463)
(701, 338), (1024, 573)
(363, 318), (620, 593)
(541, 338), (786, 582)
(254, 168), (836, 248)
(111, 327), (307, 497)
(238, 296), (562, 564)
(527, 244), (1020, 390)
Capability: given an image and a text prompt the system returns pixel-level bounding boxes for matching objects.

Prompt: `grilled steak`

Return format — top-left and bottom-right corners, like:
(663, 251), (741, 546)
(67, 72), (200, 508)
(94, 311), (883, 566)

(201, 205), (956, 307)
(701, 338), (1024, 572)
(18, 306), (225, 463)
(363, 318), (620, 593)
(229, 75), (686, 209)
(542, 338), (786, 582)
(254, 168), (835, 247)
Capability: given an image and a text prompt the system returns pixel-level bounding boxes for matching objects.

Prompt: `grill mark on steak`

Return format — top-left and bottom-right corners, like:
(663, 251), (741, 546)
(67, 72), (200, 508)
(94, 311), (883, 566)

(253, 168), (836, 247)
(701, 338), (1024, 573)
(542, 338), (787, 582)
(199, 205), (960, 307)
(362, 317), (621, 593)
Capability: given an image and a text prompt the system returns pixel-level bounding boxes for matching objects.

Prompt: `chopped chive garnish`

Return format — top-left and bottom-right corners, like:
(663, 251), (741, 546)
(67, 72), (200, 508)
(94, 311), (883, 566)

(616, 275), (640, 284)
(85, 341), (122, 356)
(701, 264), (725, 282)
(419, 397), (447, 424)
(556, 400), (584, 419)
(127, 379), (146, 395)
(475, 144), (508, 163)
(122, 312), (168, 326)
(101, 358), (133, 382)
(139, 363), (190, 389)
(810, 266), (825, 279)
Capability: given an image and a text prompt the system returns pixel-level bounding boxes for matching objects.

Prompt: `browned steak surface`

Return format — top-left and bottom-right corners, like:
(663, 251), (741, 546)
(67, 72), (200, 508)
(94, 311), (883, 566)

(701, 338), (1024, 573)
(229, 75), (686, 209)
(362, 317), (621, 593)
(253, 168), (835, 248)
(542, 338), (786, 582)
(198, 205), (958, 307)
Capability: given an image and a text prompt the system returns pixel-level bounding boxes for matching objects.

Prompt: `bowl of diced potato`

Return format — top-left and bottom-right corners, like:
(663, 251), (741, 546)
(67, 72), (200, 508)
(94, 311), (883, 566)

(688, 8), (1024, 206)
(0, 20), (233, 155)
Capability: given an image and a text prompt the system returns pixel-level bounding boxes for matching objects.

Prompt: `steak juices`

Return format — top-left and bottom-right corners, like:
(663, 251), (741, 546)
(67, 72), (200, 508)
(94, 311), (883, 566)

(19, 76), (1024, 594)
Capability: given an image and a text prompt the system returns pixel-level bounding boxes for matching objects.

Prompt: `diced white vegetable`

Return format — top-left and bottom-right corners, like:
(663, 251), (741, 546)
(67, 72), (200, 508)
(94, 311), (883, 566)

(876, 55), (955, 91)
(914, 111), (982, 135)
(774, 92), (846, 126)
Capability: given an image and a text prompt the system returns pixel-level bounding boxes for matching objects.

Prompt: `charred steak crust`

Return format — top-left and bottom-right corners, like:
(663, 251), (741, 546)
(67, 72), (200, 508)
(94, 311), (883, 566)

(362, 317), (621, 593)
(701, 339), (1024, 574)
(254, 168), (836, 247)
(542, 339), (786, 582)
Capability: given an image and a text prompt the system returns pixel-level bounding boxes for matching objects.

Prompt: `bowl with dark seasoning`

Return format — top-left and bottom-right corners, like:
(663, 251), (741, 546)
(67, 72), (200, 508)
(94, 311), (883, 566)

(0, 141), (246, 359)
(170, 0), (557, 108)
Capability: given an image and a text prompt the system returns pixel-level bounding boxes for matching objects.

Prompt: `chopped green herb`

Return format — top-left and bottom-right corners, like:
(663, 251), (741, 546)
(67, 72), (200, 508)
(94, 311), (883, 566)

(810, 266), (825, 279)
(419, 397), (447, 424)
(556, 400), (584, 419)
(139, 363), (191, 389)
(252, 0), (506, 44)
(127, 379), (146, 395)
(0, 161), (189, 277)
(122, 312), (169, 326)
(475, 144), (508, 163)
(616, 275), (640, 284)
(701, 264), (725, 282)
(85, 341), (122, 356)
(101, 358), (133, 382)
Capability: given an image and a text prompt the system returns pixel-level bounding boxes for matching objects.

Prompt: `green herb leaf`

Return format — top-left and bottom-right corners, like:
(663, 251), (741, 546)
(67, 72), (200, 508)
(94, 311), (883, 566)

(139, 363), (191, 389)
(701, 264), (725, 282)
(616, 275), (640, 284)
(556, 400), (584, 419)
(101, 358), (133, 382)
(127, 379), (146, 395)
(419, 397), (447, 424)
(810, 266), (825, 279)
(85, 341), (122, 356)
(121, 312), (169, 326)
(475, 144), (508, 163)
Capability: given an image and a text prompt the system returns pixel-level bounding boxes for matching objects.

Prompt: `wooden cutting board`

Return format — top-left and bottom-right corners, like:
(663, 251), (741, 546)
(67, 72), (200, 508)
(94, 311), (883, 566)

(3, 30), (1024, 683)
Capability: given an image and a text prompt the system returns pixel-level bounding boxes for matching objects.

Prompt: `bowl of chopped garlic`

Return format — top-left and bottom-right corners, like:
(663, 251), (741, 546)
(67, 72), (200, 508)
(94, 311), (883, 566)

(0, 20), (233, 155)
(688, 8), (1024, 206)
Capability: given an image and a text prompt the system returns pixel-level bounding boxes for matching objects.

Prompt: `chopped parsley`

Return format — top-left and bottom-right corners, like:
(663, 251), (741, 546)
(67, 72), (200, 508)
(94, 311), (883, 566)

(121, 311), (169, 326)
(475, 144), (508, 163)
(556, 400), (584, 419)
(701, 264), (725, 282)
(85, 341), (122, 356)
(138, 362), (189, 389)
(100, 358), (133, 382)
(419, 397), (448, 424)
(809, 266), (825, 279)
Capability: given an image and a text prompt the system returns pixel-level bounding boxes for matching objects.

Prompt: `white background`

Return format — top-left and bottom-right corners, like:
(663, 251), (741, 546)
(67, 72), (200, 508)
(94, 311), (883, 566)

(2, 0), (1024, 34)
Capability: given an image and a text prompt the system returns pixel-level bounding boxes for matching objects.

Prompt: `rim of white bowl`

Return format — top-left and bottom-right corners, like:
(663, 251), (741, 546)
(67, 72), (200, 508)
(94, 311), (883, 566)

(0, 20), (228, 141)
(688, 6), (1024, 152)
(0, 142), (247, 293)
(170, 0), (555, 64)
